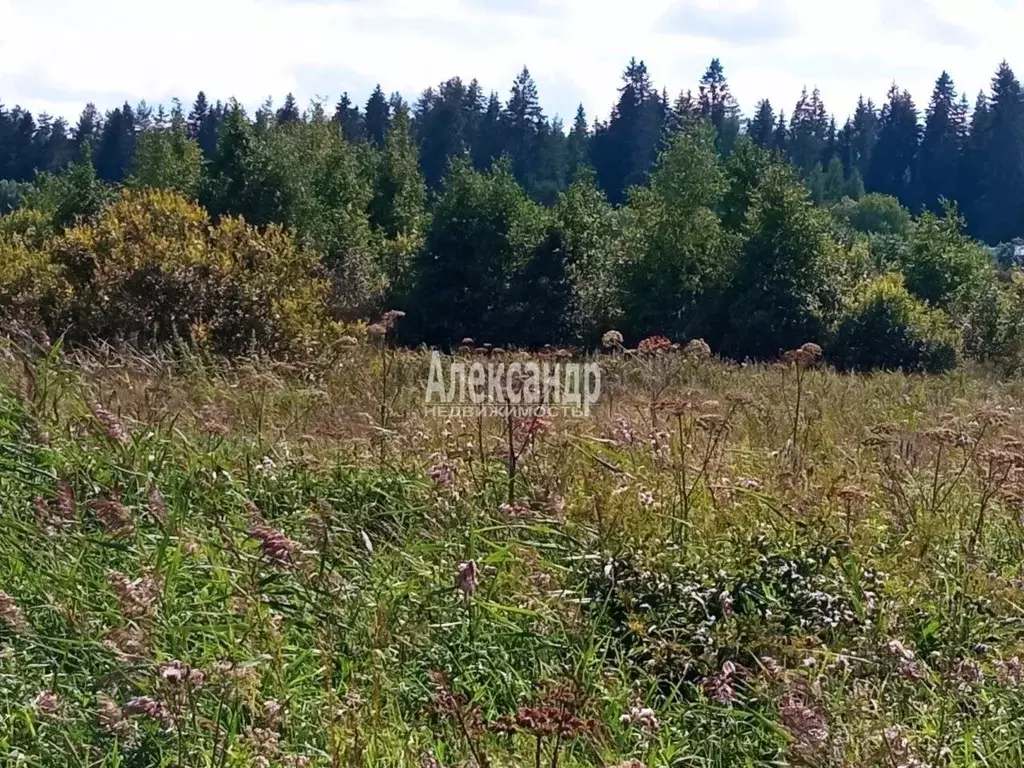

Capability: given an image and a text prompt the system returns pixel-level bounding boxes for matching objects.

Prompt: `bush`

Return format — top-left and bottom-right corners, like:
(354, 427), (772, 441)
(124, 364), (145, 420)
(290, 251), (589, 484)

(43, 188), (338, 356)
(828, 274), (960, 373)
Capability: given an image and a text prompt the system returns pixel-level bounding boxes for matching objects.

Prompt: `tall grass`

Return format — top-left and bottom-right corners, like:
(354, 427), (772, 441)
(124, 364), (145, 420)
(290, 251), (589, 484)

(1, 337), (1024, 766)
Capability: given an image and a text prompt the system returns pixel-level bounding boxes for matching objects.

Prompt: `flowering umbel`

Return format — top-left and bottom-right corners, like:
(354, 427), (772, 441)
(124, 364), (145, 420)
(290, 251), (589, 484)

(0, 590), (27, 631)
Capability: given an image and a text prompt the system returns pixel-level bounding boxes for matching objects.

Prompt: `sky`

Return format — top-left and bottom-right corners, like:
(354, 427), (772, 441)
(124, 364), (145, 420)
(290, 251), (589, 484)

(0, 0), (1020, 128)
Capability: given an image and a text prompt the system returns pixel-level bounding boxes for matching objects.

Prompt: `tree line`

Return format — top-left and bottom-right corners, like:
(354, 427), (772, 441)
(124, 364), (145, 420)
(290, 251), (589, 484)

(3, 59), (1024, 244)
(1, 58), (1024, 373)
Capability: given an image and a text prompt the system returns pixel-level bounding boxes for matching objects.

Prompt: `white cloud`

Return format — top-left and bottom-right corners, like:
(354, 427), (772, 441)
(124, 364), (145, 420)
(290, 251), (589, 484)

(0, 0), (1020, 125)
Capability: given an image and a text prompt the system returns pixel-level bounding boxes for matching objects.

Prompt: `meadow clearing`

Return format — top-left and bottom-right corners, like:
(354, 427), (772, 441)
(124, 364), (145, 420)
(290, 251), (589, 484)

(2, 335), (1024, 767)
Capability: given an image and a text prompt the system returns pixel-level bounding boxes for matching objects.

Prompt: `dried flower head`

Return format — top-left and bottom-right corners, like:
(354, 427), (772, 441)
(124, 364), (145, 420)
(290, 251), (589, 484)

(427, 461), (455, 489)
(366, 323), (388, 340)
(637, 336), (674, 355)
(782, 342), (823, 367)
(455, 561), (479, 599)
(0, 590), (27, 631)
(147, 485), (168, 524)
(34, 690), (60, 716)
(602, 330), (624, 350)
(90, 403), (130, 445)
(380, 310), (406, 330)
(160, 660), (206, 689)
(107, 571), (163, 620)
(89, 496), (134, 538)
(124, 695), (170, 725)
(105, 626), (150, 660)
(683, 338), (712, 360)
(248, 507), (300, 568)
(779, 690), (830, 760)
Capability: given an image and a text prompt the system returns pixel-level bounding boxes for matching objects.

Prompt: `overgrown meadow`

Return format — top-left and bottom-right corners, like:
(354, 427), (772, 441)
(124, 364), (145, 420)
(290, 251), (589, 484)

(3, 335), (1024, 767)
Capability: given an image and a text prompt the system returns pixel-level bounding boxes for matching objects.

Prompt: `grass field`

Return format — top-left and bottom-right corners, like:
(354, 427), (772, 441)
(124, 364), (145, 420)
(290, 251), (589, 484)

(2, 336), (1024, 767)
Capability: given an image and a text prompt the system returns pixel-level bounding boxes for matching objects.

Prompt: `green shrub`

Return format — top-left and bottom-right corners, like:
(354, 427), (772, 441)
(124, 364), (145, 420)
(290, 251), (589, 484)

(828, 274), (960, 373)
(44, 188), (339, 356)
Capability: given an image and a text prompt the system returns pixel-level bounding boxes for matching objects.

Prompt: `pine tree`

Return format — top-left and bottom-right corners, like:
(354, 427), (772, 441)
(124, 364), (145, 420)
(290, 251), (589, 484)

(979, 62), (1024, 244)
(276, 93), (301, 125)
(748, 99), (776, 149)
(699, 58), (741, 155)
(867, 85), (920, 207)
(364, 85), (391, 148)
(918, 71), (964, 212)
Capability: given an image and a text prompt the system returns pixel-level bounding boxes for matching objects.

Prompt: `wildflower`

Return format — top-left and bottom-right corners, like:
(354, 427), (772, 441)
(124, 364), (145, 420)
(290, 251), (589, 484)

(263, 699), (282, 722)
(500, 502), (533, 518)
(996, 656), (1024, 686)
(244, 725), (280, 767)
(34, 690), (60, 716)
(427, 461), (455, 488)
(702, 661), (739, 704)
(419, 752), (442, 768)
(455, 561), (479, 599)
(366, 323), (388, 340)
(56, 481), (76, 522)
(602, 330), (624, 350)
(782, 342), (823, 367)
(105, 626), (150, 659)
(949, 659), (983, 690)
(683, 338), (712, 360)
(611, 762), (647, 768)
(610, 416), (637, 447)
(0, 590), (26, 632)
(380, 310), (406, 330)
(248, 508), (299, 568)
(337, 335), (359, 347)
(255, 456), (277, 475)
(779, 691), (830, 760)
(97, 695), (134, 742)
(89, 497), (135, 538)
(147, 485), (168, 524)
(90, 403), (130, 445)
(637, 336), (674, 355)
(620, 704), (659, 732)
(198, 405), (230, 436)
(107, 571), (162, 620)
(637, 490), (657, 509)
(160, 660), (205, 689)
(124, 695), (170, 725)
(360, 530), (374, 556)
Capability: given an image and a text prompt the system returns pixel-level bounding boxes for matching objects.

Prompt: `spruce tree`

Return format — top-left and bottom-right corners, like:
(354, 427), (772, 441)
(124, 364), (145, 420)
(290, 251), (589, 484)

(473, 92), (504, 171)
(918, 71), (964, 212)
(364, 85), (391, 148)
(94, 103), (136, 183)
(699, 58), (740, 155)
(748, 99), (776, 149)
(957, 92), (990, 237)
(334, 92), (364, 142)
(867, 85), (920, 207)
(567, 105), (589, 180)
(503, 67), (544, 192)
(979, 62), (1024, 244)
(276, 93), (301, 125)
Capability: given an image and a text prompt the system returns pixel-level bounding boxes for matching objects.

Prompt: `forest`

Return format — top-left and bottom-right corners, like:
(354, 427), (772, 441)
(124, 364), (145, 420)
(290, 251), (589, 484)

(2, 58), (1024, 370)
